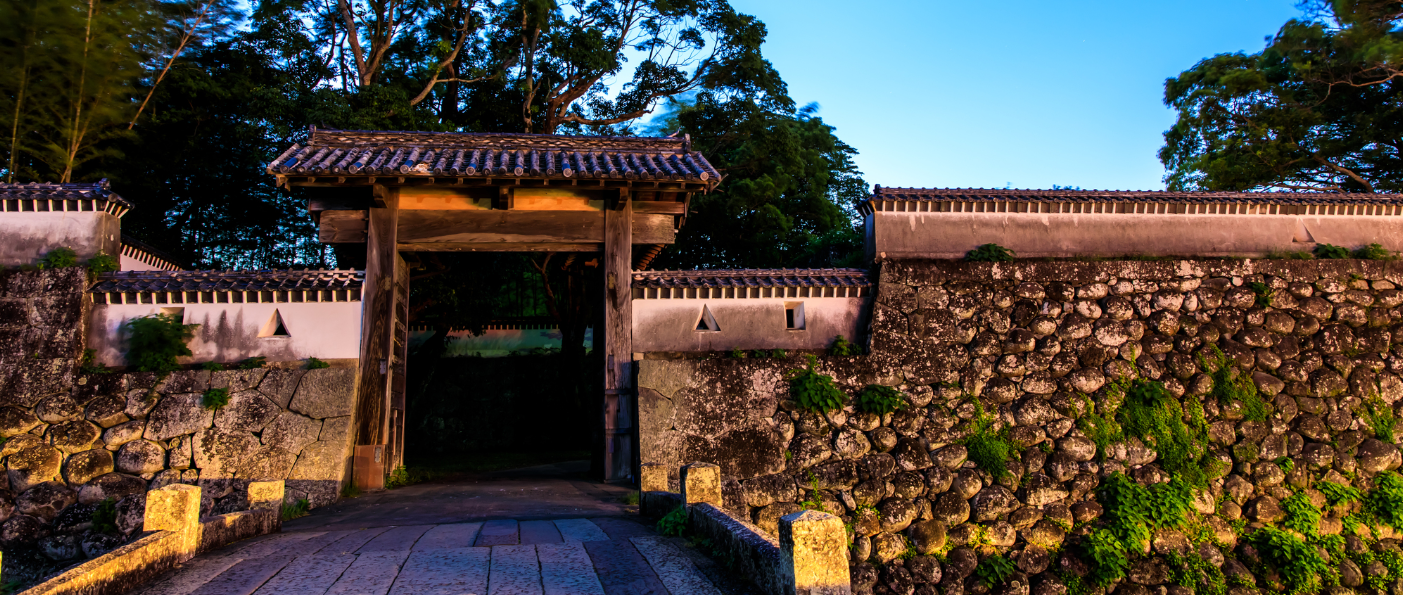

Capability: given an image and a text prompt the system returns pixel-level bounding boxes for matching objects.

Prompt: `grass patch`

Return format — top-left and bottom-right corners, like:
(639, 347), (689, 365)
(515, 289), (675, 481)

(619, 491), (639, 506)
(1356, 243), (1394, 260)
(306, 357), (331, 369)
(281, 498), (311, 521)
(236, 356), (267, 369)
(1360, 393), (1396, 442)
(385, 465), (435, 489)
(1077, 394), (1124, 458)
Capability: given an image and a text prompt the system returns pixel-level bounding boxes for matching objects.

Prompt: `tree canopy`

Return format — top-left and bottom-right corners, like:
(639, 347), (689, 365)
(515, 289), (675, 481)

(1161, 0), (1403, 193)
(0, 0), (867, 271)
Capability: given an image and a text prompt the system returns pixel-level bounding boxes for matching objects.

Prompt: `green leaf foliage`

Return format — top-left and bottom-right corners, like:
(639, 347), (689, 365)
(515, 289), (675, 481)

(1201, 345), (1269, 422)
(965, 243), (1014, 262)
(1251, 526), (1334, 594)
(306, 357), (330, 370)
(79, 349), (112, 375)
(656, 506), (687, 537)
(1246, 282), (1274, 308)
(202, 388), (230, 411)
(1161, 2), (1403, 193)
(91, 497), (118, 534)
(786, 355), (845, 413)
(1282, 491), (1321, 536)
(1084, 474), (1194, 585)
(1116, 379), (1210, 487)
(38, 247), (78, 269)
(1360, 393), (1396, 442)
(280, 499), (310, 521)
(236, 356), (266, 369)
(124, 313), (197, 372)
(86, 251), (119, 274)
(1356, 243), (1394, 260)
(1314, 244), (1351, 259)
(974, 554), (1017, 587)
(962, 398), (1014, 480)
(855, 384), (906, 415)
(1368, 471), (1403, 531)
(829, 334), (858, 356)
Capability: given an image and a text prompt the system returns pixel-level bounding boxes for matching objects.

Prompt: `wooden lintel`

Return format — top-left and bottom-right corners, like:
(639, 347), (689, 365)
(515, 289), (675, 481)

(633, 201), (686, 215)
(394, 210), (675, 245)
(396, 242), (601, 252)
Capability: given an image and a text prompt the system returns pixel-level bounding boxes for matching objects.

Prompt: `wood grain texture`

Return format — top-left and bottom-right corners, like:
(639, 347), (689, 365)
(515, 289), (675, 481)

(355, 190), (398, 452)
(603, 191), (634, 482)
(394, 211), (674, 245)
(397, 242), (602, 253)
(318, 210), (368, 243)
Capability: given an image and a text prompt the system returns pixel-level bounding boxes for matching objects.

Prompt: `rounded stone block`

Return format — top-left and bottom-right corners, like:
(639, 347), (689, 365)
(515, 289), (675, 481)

(116, 439), (167, 475)
(64, 448), (115, 485)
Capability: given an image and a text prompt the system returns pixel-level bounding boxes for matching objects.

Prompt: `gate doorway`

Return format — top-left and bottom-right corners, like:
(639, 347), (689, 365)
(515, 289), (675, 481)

(272, 128), (720, 486)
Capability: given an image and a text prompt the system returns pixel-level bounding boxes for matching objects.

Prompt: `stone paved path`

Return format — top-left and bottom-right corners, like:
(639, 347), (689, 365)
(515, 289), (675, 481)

(135, 517), (748, 595)
(134, 463), (757, 595)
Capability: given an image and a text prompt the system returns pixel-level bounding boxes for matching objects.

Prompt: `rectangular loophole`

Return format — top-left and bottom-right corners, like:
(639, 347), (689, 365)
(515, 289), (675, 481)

(785, 302), (805, 330)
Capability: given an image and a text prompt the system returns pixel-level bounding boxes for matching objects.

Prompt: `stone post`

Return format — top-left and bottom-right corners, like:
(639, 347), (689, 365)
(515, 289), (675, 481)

(144, 484), (202, 563)
(249, 480), (285, 511)
(640, 462), (668, 492)
(779, 510), (852, 595)
(680, 462), (721, 507)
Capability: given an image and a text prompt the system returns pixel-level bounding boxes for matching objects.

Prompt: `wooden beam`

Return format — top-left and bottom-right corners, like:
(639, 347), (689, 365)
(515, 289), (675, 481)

(397, 242), (600, 252)
(394, 211), (676, 245)
(603, 188), (633, 482)
(318, 210), (368, 243)
(632, 201), (687, 215)
(354, 188), (399, 485)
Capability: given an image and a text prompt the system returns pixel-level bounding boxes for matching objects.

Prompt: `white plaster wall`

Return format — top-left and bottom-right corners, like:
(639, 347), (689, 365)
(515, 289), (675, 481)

(119, 254), (166, 271)
(632, 297), (868, 352)
(89, 301), (363, 366)
(0, 212), (121, 265)
(869, 212), (1403, 259)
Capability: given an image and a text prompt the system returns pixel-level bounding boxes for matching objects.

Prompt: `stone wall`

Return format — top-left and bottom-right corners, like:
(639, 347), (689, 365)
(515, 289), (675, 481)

(639, 258), (1403, 595)
(0, 268), (357, 586)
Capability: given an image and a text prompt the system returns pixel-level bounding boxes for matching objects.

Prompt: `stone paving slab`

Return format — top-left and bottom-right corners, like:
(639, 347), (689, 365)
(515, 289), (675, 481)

(321, 526), (393, 554)
(358, 524), (434, 552)
(476, 519), (520, 546)
(553, 518), (609, 543)
(388, 547), (489, 595)
(488, 545), (543, 595)
(630, 536), (724, 595)
(251, 553), (357, 595)
(537, 542), (606, 595)
(138, 516), (744, 595)
(583, 539), (670, 595)
(589, 517), (655, 541)
(413, 522), (483, 550)
(189, 554), (296, 595)
(133, 556), (246, 595)
(517, 520), (562, 545)
(326, 550), (410, 595)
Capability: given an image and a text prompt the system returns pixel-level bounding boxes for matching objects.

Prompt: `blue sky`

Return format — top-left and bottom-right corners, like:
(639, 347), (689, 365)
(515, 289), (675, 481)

(726, 0), (1304, 191)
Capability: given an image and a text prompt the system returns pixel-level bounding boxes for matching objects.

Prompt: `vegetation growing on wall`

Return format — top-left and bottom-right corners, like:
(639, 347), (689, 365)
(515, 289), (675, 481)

(855, 385), (906, 415)
(201, 388), (229, 411)
(962, 398), (1014, 480)
(124, 313), (197, 372)
(787, 355), (846, 413)
(1116, 378), (1211, 487)
(1201, 345), (1269, 421)
(965, 243), (1014, 262)
(1083, 474), (1195, 585)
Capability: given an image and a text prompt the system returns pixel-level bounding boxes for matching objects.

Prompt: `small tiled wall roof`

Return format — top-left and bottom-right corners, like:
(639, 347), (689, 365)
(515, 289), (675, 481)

(120, 235), (186, 271)
(91, 270), (363, 293)
(862, 186), (1403, 215)
(632, 269), (872, 289)
(267, 128), (721, 187)
(0, 179), (132, 213)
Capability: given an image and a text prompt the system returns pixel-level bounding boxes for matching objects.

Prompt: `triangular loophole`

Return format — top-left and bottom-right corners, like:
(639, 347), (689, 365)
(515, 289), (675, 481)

(259, 309), (290, 337)
(695, 305), (720, 332)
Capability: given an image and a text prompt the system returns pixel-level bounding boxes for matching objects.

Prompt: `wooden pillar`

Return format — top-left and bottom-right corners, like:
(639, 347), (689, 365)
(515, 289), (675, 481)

(603, 189), (634, 482)
(353, 185), (399, 488)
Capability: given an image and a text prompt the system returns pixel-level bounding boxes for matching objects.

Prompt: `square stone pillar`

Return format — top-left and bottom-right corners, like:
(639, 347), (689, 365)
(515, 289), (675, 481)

(680, 462), (721, 507)
(640, 462), (668, 493)
(779, 510), (852, 595)
(145, 484), (202, 563)
(249, 480), (285, 511)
